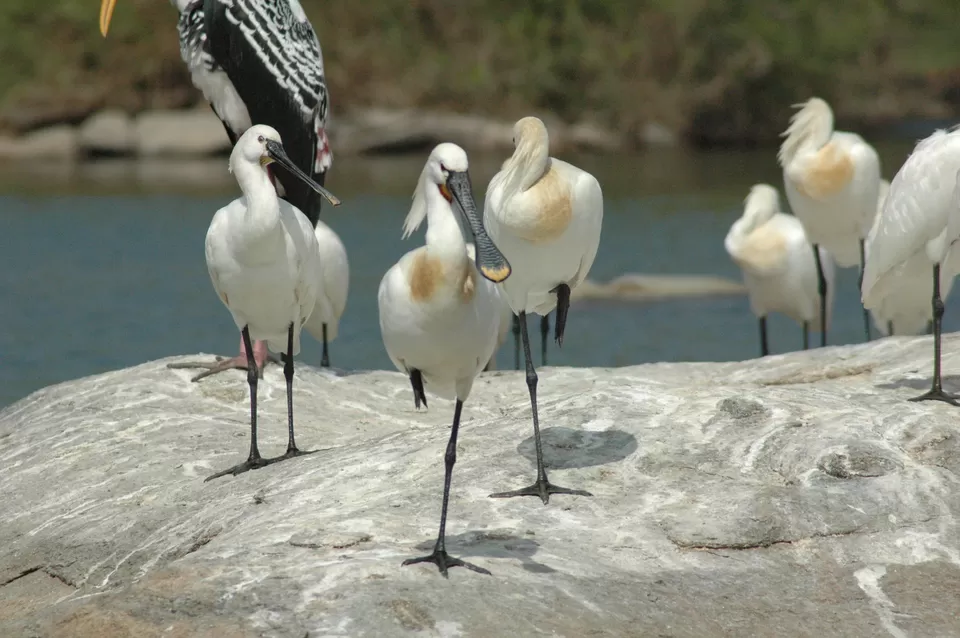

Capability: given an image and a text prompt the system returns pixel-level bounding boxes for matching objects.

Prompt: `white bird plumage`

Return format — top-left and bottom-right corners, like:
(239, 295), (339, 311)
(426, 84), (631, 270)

(482, 115), (601, 504)
(465, 243), (515, 372)
(861, 127), (960, 404)
(303, 219), (350, 365)
(779, 96), (881, 342)
(725, 184), (834, 356)
(866, 179), (953, 337)
(377, 142), (501, 577)
(202, 124), (340, 480)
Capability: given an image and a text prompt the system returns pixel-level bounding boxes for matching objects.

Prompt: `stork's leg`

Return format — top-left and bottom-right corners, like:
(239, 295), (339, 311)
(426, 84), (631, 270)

(812, 243), (828, 347)
(403, 400), (491, 577)
(489, 311), (592, 505)
(167, 337), (278, 382)
(205, 327), (270, 481)
(321, 324), (331, 368)
(276, 323), (315, 461)
(802, 321), (810, 350)
(410, 369), (428, 410)
(910, 265), (959, 406)
(540, 314), (550, 366)
(888, 321), (895, 337)
(759, 316), (769, 357)
(858, 239), (872, 342)
(553, 284), (571, 347)
(512, 315), (521, 371)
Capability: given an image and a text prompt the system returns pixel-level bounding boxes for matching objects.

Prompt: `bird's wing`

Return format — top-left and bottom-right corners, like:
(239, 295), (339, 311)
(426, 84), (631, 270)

(204, 206), (233, 310)
(315, 222), (350, 316)
(861, 130), (960, 305)
(280, 202), (321, 329)
(838, 133), (882, 237)
(205, 0), (330, 222)
(567, 169), (603, 289)
(177, 1), (218, 74)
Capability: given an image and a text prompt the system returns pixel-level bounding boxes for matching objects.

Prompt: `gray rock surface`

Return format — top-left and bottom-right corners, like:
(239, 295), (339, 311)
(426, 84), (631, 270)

(134, 109), (232, 157)
(2, 336), (960, 636)
(572, 273), (747, 302)
(78, 110), (136, 156)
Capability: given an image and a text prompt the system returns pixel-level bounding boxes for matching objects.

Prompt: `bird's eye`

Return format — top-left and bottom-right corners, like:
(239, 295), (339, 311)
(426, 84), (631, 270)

(257, 135), (264, 143)
(439, 163), (448, 173)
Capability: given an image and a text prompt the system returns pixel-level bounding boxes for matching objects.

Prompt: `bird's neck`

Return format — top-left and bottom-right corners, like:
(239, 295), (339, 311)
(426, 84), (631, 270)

(424, 187), (468, 265)
(503, 141), (549, 198)
(234, 160), (283, 242)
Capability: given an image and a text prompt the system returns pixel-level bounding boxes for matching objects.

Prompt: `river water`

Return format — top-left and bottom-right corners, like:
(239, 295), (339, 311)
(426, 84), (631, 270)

(2, 141), (952, 407)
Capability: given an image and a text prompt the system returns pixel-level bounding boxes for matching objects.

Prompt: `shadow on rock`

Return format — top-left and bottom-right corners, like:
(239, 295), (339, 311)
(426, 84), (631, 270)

(874, 374), (960, 393)
(514, 427), (637, 470)
(411, 529), (555, 574)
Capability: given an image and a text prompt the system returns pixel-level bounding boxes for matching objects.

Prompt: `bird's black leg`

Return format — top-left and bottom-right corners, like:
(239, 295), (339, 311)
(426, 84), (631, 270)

(910, 265), (959, 406)
(321, 323), (331, 368)
(205, 327), (270, 481)
(759, 316), (769, 357)
(802, 321), (810, 350)
(858, 238), (872, 342)
(403, 400), (491, 577)
(888, 321), (895, 337)
(540, 314), (550, 366)
(812, 243), (828, 347)
(489, 312), (592, 505)
(553, 283), (571, 347)
(276, 323), (315, 462)
(410, 369), (428, 410)
(512, 315), (521, 371)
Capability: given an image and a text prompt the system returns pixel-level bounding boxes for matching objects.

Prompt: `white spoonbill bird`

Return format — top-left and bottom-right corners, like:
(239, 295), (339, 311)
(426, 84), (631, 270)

(303, 219), (349, 367)
(202, 125), (341, 481)
(101, 0), (335, 380)
(483, 116), (603, 504)
(779, 97), (881, 344)
(862, 127), (960, 405)
(378, 143), (510, 577)
(466, 243), (515, 372)
(866, 179), (948, 338)
(725, 184), (835, 356)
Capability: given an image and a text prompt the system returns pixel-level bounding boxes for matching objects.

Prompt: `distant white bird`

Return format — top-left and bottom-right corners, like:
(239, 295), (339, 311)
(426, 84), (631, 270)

(779, 97), (881, 344)
(378, 143), (510, 576)
(202, 125), (341, 480)
(303, 219), (349, 367)
(867, 179), (949, 338)
(862, 127), (960, 405)
(483, 116), (602, 504)
(725, 184), (835, 356)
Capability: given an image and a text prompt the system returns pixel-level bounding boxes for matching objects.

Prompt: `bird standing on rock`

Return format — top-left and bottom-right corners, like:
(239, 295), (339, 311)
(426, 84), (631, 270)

(725, 184), (834, 356)
(779, 97), (881, 345)
(483, 116), (603, 504)
(862, 127), (960, 405)
(201, 125), (341, 481)
(99, 0), (337, 377)
(378, 143), (510, 577)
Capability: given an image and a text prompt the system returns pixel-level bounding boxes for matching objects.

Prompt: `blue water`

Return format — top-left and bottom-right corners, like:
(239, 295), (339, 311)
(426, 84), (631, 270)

(2, 144), (956, 407)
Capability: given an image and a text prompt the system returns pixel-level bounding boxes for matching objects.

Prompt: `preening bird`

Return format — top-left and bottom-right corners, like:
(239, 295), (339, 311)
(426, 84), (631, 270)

(725, 184), (834, 357)
(378, 143), (510, 577)
(862, 127), (960, 405)
(201, 125), (340, 480)
(303, 219), (349, 367)
(867, 179), (949, 338)
(483, 116), (603, 504)
(100, 0), (335, 379)
(779, 97), (881, 345)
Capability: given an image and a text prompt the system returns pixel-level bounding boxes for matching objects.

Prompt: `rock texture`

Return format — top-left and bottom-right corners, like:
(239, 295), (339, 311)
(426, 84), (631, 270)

(2, 337), (960, 637)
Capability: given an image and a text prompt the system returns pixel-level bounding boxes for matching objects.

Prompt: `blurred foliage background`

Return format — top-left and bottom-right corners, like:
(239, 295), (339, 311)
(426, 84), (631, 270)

(1, 0), (958, 146)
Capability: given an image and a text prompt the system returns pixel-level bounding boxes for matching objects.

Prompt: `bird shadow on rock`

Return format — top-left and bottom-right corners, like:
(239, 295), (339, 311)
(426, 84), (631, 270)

(513, 427), (637, 470)
(410, 529), (555, 574)
(874, 374), (960, 394)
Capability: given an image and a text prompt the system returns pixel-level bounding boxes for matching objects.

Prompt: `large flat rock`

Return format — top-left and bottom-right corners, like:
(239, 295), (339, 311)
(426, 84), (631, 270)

(2, 336), (960, 636)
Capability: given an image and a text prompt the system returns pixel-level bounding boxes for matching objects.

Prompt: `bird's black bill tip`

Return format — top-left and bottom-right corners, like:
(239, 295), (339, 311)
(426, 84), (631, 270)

(446, 171), (512, 283)
(265, 139), (342, 207)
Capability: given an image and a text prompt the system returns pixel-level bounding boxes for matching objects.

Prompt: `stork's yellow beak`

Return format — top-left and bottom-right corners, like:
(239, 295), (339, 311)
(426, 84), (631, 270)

(99, 0), (117, 37)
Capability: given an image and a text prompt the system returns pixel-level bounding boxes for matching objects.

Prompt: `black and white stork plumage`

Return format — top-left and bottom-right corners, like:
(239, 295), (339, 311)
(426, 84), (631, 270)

(100, 0), (336, 379)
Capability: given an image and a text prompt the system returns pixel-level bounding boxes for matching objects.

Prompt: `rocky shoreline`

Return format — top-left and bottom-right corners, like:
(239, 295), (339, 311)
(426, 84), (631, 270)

(0, 107), (673, 162)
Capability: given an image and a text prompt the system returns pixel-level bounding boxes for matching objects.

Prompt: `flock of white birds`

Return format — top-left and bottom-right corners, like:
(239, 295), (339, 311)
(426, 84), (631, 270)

(726, 96), (960, 407)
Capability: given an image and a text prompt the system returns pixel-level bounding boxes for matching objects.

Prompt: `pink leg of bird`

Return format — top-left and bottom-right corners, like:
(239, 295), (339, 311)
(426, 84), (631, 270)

(168, 336), (279, 383)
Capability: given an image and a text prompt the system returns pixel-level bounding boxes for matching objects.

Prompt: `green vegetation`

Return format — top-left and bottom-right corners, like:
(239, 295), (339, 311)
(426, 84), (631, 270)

(1, 0), (958, 145)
